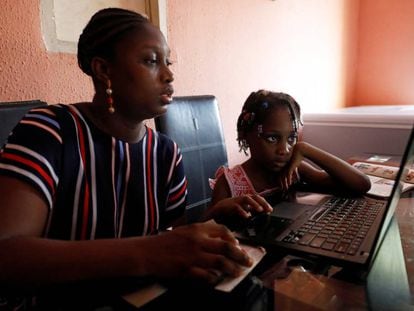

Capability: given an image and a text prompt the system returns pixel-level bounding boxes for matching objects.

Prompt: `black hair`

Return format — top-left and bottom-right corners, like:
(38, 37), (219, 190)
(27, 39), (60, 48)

(236, 90), (303, 153)
(77, 7), (150, 76)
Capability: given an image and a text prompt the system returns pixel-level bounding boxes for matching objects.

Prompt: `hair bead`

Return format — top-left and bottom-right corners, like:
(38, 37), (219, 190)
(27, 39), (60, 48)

(236, 90), (303, 154)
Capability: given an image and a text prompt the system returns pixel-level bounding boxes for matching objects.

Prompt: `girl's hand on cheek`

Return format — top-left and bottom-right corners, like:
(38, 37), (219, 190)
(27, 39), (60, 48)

(280, 144), (304, 190)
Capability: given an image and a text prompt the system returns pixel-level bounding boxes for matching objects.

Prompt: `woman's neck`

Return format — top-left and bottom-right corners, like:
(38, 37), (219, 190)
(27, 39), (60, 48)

(76, 100), (146, 144)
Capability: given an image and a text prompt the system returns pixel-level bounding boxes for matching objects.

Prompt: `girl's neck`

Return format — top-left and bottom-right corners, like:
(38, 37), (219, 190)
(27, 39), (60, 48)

(242, 159), (281, 192)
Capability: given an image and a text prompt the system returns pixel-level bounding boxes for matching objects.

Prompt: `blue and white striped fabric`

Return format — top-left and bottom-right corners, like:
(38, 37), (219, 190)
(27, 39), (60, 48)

(0, 104), (187, 240)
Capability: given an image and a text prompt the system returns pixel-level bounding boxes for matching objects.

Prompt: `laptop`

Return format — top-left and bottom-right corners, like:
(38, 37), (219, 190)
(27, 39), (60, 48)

(235, 125), (414, 269)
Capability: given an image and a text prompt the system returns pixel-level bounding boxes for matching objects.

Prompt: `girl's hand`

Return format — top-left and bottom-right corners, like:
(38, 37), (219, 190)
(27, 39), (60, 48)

(280, 141), (307, 190)
(204, 194), (273, 222)
(142, 221), (253, 284)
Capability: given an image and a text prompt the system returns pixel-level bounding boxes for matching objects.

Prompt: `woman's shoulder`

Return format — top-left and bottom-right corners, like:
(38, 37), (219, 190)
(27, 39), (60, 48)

(28, 103), (78, 120)
(35, 103), (73, 111)
(150, 129), (186, 163)
(154, 129), (180, 149)
(11, 104), (70, 136)
(25, 103), (64, 115)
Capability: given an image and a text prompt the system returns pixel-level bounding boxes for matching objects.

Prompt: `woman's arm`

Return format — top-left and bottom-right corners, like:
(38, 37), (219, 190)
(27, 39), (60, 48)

(286, 141), (371, 195)
(0, 176), (253, 290)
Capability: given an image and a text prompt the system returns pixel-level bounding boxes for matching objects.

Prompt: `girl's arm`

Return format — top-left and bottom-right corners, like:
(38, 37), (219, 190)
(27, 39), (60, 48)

(286, 141), (371, 195)
(211, 174), (232, 206)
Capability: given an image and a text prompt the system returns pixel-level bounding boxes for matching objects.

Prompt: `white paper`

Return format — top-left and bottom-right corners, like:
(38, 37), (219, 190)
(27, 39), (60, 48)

(214, 244), (266, 292)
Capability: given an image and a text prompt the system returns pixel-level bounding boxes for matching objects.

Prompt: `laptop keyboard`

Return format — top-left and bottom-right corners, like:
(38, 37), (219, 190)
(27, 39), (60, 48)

(281, 197), (384, 256)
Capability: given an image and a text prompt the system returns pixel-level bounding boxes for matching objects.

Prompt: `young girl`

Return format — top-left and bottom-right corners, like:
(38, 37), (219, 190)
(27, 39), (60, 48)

(210, 90), (371, 217)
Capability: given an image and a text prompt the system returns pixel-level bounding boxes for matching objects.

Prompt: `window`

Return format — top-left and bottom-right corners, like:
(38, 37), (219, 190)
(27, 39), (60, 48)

(40, 0), (166, 53)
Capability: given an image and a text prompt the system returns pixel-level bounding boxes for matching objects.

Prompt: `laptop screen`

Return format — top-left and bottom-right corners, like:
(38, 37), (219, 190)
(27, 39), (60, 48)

(368, 125), (414, 269)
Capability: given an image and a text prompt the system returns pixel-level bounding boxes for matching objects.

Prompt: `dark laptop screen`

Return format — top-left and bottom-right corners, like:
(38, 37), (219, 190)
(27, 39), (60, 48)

(368, 125), (414, 269)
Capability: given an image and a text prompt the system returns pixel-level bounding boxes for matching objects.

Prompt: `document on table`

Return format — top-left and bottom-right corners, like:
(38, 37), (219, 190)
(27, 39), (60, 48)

(215, 244), (266, 292)
(122, 282), (168, 308)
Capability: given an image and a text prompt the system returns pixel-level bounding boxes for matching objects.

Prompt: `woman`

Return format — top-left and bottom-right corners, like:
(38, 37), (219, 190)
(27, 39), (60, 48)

(0, 8), (270, 309)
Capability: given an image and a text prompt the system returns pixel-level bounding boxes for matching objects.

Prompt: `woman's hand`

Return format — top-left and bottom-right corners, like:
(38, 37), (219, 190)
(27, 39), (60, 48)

(203, 194), (273, 222)
(140, 221), (253, 284)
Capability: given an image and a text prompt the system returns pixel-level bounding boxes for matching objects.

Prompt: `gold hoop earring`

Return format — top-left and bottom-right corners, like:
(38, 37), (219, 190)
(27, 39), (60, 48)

(106, 79), (115, 114)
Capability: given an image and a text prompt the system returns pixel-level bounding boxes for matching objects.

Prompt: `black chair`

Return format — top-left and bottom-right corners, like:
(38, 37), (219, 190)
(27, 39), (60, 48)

(0, 100), (47, 148)
(155, 95), (228, 222)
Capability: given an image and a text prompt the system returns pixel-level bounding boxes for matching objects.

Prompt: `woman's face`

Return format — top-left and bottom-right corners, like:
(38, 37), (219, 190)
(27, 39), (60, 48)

(107, 23), (174, 121)
(245, 107), (298, 172)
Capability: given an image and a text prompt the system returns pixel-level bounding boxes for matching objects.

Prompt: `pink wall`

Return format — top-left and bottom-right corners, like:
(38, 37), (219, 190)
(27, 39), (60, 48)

(0, 0), (93, 104)
(0, 0), (413, 166)
(168, 0), (360, 165)
(354, 0), (414, 106)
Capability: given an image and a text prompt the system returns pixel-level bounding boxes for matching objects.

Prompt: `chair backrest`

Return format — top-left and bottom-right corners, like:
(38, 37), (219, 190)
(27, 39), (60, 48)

(0, 100), (47, 148)
(155, 95), (228, 221)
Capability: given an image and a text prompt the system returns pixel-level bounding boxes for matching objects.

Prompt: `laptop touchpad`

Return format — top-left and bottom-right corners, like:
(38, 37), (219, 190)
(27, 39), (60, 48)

(272, 202), (316, 220)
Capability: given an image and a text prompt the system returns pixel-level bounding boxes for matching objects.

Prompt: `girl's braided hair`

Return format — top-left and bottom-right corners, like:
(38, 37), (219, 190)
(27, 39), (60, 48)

(77, 8), (150, 77)
(236, 90), (303, 154)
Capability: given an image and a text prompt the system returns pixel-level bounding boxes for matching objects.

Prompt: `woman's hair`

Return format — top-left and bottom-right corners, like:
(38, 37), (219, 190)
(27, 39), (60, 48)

(77, 8), (150, 76)
(236, 90), (303, 153)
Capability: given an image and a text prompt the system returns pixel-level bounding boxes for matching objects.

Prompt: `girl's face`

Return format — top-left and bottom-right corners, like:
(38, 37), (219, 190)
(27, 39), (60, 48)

(245, 106), (298, 172)
(106, 23), (174, 122)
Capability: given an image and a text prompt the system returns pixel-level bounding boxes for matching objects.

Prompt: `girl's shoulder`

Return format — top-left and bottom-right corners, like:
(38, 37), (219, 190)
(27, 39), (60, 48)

(212, 164), (246, 181)
(209, 164), (252, 194)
